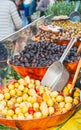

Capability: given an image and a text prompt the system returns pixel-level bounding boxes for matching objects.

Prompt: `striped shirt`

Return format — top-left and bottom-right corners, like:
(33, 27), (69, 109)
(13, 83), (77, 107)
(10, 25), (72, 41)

(0, 0), (22, 40)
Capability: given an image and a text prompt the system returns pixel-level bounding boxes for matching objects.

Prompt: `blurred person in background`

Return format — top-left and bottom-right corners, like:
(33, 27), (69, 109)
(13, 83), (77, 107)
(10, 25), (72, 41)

(29, 0), (37, 16)
(23, 0), (37, 24)
(36, 0), (56, 17)
(14, 0), (28, 26)
(0, 0), (22, 40)
(23, 0), (32, 24)
(36, 0), (49, 17)
(12, 0), (28, 25)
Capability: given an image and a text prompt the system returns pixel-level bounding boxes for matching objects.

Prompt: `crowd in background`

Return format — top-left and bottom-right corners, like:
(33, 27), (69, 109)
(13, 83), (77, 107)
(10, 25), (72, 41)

(16, 0), (56, 25)
(0, 0), (69, 40)
(0, 0), (56, 40)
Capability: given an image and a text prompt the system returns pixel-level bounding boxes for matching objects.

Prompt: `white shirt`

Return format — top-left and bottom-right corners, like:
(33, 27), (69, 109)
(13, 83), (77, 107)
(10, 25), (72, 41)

(24, 0), (32, 5)
(0, 0), (22, 40)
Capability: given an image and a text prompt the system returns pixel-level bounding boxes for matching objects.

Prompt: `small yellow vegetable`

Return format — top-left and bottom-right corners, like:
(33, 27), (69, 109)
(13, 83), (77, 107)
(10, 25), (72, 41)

(34, 112), (42, 118)
(4, 93), (10, 100)
(56, 95), (64, 102)
(8, 84), (14, 90)
(48, 107), (54, 115)
(65, 96), (73, 103)
(65, 103), (72, 110)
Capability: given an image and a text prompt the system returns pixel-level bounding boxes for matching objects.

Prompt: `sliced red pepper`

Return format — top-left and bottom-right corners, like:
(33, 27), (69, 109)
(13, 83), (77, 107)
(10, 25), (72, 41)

(35, 88), (43, 97)
(35, 88), (39, 93)
(28, 107), (35, 114)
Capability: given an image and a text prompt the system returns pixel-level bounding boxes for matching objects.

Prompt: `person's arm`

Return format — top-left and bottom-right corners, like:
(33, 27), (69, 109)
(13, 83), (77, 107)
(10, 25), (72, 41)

(9, 2), (23, 30)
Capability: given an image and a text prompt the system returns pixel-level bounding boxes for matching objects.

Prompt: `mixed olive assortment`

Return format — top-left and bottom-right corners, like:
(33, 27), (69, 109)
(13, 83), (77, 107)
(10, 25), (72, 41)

(52, 20), (81, 40)
(0, 76), (80, 120)
(33, 20), (81, 42)
(10, 41), (80, 67)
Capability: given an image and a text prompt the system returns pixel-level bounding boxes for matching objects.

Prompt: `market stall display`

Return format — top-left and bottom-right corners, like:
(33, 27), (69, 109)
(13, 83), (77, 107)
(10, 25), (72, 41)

(0, 15), (81, 130)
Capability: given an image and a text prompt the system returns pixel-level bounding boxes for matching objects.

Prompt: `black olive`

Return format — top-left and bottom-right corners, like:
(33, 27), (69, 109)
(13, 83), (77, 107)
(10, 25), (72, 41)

(10, 41), (80, 67)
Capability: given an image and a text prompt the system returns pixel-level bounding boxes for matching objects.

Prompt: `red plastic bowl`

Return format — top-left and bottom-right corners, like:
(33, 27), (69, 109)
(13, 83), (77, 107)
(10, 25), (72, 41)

(9, 61), (78, 80)
(9, 63), (47, 80)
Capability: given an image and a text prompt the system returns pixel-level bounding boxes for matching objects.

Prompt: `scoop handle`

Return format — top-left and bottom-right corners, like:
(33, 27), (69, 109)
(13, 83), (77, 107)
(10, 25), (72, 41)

(59, 37), (77, 63)
(74, 0), (80, 12)
(71, 58), (81, 89)
(77, 43), (81, 54)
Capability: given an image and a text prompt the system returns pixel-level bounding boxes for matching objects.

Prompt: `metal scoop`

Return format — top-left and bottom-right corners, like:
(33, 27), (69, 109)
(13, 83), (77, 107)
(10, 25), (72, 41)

(41, 38), (77, 91)
(69, 0), (81, 22)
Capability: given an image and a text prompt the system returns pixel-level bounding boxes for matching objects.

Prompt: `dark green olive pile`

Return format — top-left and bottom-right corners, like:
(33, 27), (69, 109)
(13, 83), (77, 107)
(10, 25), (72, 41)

(0, 42), (8, 61)
(0, 42), (8, 68)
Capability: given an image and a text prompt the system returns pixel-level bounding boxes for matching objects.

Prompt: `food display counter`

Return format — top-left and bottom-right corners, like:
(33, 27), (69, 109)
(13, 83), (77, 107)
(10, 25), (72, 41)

(0, 15), (81, 130)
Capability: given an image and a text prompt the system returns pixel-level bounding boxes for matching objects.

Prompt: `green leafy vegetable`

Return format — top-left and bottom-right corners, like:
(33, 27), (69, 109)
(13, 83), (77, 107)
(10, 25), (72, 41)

(0, 124), (18, 130)
(45, 1), (81, 16)
(2, 66), (22, 85)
